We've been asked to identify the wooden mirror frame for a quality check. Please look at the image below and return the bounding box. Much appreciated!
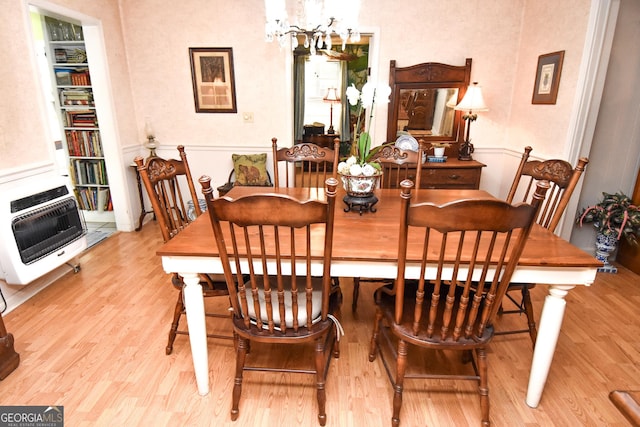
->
[386,59,472,154]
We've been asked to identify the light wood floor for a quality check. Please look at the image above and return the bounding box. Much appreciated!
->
[1,224,639,426]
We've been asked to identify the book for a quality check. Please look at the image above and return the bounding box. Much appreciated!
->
[427,156,447,163]
[97,188,110,211]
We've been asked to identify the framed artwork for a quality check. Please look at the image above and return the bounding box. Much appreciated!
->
[532,51,565,105]
[189,47,237,113]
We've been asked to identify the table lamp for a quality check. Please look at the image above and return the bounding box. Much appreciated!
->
[144,118,157,157]
[323,87,341,134]
[454,82,488,161]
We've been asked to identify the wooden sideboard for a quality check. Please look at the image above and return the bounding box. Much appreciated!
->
[384,158,485,189]
[302,133,340,149]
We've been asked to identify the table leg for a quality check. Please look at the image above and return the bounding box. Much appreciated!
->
[526,285,574,408]
[132,166,154,231]
[181,272,209,396]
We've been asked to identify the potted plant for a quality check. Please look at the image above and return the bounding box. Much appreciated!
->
[338,81,393,197]
[430,142,451,158]
[576,191,640,271]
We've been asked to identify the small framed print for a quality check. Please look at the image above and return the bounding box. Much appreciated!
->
[532,50,565,105]
[189,47,237,113]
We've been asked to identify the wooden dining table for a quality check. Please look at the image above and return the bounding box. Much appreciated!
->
[157,186,601,408]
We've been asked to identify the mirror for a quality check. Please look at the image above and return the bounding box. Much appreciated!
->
[397,88,459,137]
[386,59,472,149]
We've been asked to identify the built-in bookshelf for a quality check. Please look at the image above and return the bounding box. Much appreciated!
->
[43,16,113,221]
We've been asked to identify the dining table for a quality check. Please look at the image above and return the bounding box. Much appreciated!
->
[156,185,602,408]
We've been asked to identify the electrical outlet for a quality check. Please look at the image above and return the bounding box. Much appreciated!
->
[242,112,254,123]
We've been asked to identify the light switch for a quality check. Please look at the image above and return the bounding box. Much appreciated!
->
[242,112,254,123]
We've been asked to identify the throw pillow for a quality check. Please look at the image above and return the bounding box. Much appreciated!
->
[232,153,270,186]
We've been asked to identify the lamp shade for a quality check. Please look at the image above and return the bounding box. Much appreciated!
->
[323,87,341,103]
[454,82,489,112]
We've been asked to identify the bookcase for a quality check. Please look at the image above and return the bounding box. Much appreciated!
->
[43,16,114,222]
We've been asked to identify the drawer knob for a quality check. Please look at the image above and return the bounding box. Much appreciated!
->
[449,174,460,180]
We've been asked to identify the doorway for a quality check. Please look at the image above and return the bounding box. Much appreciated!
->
[294,35,372,157]
[26,1,130,234]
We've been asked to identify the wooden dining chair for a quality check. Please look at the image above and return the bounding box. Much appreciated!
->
[351,142,425,312]
[372,143,424,189]
[199,176,342,426]
[271,137,339,188]
[498,146,589,344]
[134,146,233,355]
[368,179,549,427]
[272,136,342,302]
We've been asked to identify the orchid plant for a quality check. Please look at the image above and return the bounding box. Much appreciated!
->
[337,81,392,177]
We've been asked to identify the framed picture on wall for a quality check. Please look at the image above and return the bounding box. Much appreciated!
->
[189,47,237,113]
[532,50,565,105]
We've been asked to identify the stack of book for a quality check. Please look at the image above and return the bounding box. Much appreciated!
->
[65,130,102,157]
[54,47,87,64]
[64,110,97,128]
[60,89,93,106]
[69,69,90,86]
[73,187,112,211]
[54,68,91,86]
[71,159,108,186]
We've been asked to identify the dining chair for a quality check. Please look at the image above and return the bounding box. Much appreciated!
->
[498,146,589,343]
[351,142,425,312]
[373,143,424,189]
[368,179,549,427]
[134,146,233,355]
[272,136,342,303]
[271,137,339,188]
[199,176,342,426]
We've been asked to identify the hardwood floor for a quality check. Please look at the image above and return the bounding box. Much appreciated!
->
[1,224,639,426]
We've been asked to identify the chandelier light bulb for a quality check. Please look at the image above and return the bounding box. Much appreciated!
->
[264,0,361,53]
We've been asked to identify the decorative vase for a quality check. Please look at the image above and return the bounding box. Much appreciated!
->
[340,173,380,197]
[339,172,381,215]
[595,231,618,273]
[433,146,446,158]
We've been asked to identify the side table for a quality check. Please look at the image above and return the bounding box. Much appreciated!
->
[130,164,155,231]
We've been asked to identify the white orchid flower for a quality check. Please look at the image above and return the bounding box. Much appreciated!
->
[360,82,375,109]
[346,155,357,165]
[377,83,392,104]
[345,84,361,106]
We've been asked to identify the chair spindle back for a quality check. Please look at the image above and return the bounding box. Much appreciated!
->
[506,146,589,233]
[201,176,338,335]
[272,137,339,188]
[134,146,201,242]
[394,179,549,339]
[371,144,424,189]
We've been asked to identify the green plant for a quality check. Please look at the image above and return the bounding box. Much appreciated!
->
[430,142,452,149]
[576,191,640,245]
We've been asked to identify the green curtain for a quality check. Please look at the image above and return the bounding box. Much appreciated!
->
[340,61,350,145]
[293,54,306,142]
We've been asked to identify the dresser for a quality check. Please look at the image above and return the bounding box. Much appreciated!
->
[385,58,486,190]
[302,133,340,149]
[384,158,485,189]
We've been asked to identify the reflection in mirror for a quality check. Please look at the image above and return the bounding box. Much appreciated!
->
[397,88,459,138]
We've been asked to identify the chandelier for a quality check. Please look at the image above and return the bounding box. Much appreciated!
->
[264,0,361,54]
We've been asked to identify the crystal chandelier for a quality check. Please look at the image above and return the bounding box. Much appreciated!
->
[264,0,361,54]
